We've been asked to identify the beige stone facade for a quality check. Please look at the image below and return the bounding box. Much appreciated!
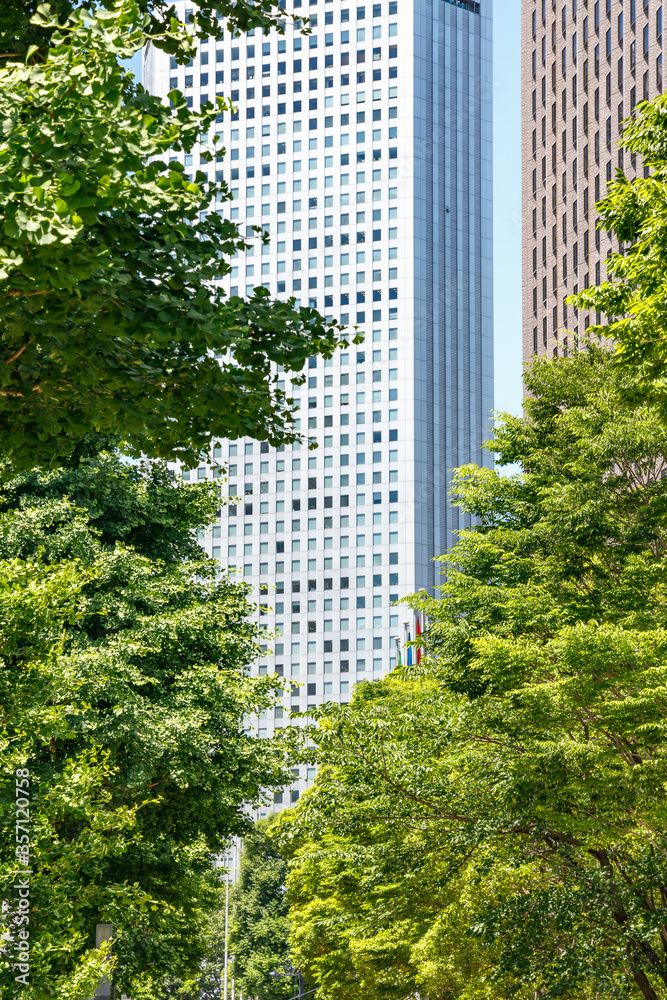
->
[522,0,664,363]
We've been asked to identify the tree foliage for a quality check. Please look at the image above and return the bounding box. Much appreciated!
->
[162,906,227,1000]
[163,822,293,1000]
[0,0,353,471]
[230,821,293,1000]
[277,348,667,1000]
[0,445,288,998]
[573,93,667,418]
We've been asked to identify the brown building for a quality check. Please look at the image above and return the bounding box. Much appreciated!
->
[522,0,664,362]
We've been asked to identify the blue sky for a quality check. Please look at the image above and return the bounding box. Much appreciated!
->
[128,2,523,416]
[492,0,522,418]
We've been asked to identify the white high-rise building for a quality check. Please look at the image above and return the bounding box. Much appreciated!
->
[144,0,493,811]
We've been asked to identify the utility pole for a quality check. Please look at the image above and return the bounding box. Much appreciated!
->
[223,875,229,1000]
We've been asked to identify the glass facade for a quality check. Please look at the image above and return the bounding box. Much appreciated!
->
[144,0,493,813]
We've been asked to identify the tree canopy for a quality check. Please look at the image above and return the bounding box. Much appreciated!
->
[0,445,288,998]
[0,0,352,471]
[277,348,667,1000]
[230,821,293,1000]
[573,93,667,420]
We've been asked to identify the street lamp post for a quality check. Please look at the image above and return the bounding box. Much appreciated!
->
[223,876,229,1000]
[223,839,240,1000]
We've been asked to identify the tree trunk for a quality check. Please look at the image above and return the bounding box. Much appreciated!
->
[630,965,661,1000]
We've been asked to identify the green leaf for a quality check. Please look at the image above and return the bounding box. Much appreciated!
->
[0,0,343,472]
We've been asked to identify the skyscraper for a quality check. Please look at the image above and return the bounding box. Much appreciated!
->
[522,0,664,363]
[144,0,493,811]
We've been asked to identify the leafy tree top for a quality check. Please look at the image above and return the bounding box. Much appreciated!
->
[0,1,355,471]
[572,94,667,417]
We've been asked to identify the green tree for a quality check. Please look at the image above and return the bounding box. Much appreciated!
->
[162,906,227,1000]
[231,821,294,1000]
[572,92,667,417]
[279,692,529,1000]
[165,822,296,1000]
[278,348,667,1000]
[0,445,288,998]
[0,0,353,471]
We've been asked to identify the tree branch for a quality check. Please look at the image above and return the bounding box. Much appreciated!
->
[4,344,28,364]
